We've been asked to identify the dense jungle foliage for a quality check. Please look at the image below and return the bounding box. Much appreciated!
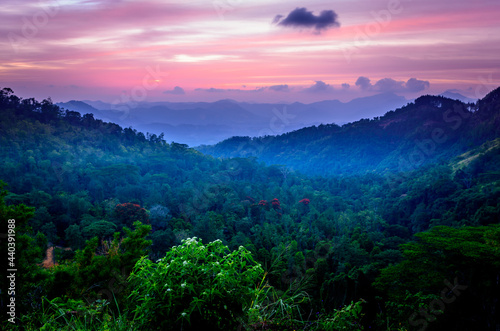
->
[0,87,499,330]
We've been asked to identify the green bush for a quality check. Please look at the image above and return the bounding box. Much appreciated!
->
[319,299,365,330]
[19,297,133,331]
[128,237,264,330]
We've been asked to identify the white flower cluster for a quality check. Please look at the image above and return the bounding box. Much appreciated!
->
[183,237,199,245]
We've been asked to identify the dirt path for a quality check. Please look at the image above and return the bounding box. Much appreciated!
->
[42,246,55,268]
[41,246,72,268]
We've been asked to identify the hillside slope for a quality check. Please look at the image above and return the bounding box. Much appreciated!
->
[199,87,500,176]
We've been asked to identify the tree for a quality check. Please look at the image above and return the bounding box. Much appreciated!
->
[82,220,117,241]
[57,222,152,305]
[39,98,62,122]
[113,202,149,228]
[64,224,85,250]
[375,225,500,330]
[0,181,48,316]
[149,204,171,230]
[40,221,58,244]
[0,87,20,107]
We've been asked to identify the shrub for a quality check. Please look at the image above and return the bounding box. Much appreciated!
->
[128,237,264,330]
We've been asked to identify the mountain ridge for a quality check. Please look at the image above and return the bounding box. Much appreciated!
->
[56,92,409,146]
[198,87,500,177]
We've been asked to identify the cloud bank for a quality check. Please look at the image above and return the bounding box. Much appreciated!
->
[355,77,430,93]
[269,84,290,92]
[163,86,185,95]
[195,87,265,93]
[303,81,334,93]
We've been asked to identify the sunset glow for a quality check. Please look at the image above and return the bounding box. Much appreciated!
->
[1,0,499,103]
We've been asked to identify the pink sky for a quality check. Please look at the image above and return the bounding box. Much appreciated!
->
[1,0,499,103]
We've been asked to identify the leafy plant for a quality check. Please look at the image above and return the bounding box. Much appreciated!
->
[319,299,365,330]
[18,296,133,331]
[128,237,264,330]
[247,274,311,329]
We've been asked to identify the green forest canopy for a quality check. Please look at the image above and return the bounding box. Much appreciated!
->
[0,87,499,330]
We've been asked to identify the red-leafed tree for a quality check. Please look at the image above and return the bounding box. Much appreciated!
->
[271,198,282,217]
[271,198,281,208]
[258,200,268,206]
[245,196,256,203]
[114,202,149,227]
[299,198,310,205]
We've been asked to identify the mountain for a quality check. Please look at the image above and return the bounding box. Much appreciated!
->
[57,93,409,146]
[81,99,115,110]
[132,122,236,146]
[233,92,408,128]
[307,92,407,124]
[56,100,124,124]
[198,88,500,177]
[57,100,104,117]
[439,90,477,103]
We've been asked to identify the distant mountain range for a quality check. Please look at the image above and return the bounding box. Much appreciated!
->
[439,90,478,104]
[198,88,498,177]
[56,91,476,147]
[57,92,420,146]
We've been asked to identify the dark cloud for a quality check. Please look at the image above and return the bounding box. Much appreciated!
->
[303,81,334,93]
[269,84,290,92]
[355,77,430,93]
[274,7,340,32]
[341,83,350,89]
[163,86,185,95]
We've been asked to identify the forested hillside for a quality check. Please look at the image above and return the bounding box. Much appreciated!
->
[199,88,500,176]
[1,87,499,330]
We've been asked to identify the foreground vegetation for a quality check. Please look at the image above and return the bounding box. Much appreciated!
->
[1,87,499,330]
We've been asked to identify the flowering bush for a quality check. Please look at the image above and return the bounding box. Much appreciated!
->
[128,238,264,330]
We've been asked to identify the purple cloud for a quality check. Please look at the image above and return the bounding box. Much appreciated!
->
[274,7,340,32]
[355,76,372,90]
[356,77,430,93]
[269,84,290,92]
[163,86,185,95]
[303,81,334,93]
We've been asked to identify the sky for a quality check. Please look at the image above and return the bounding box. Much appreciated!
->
[1,0,500,104]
